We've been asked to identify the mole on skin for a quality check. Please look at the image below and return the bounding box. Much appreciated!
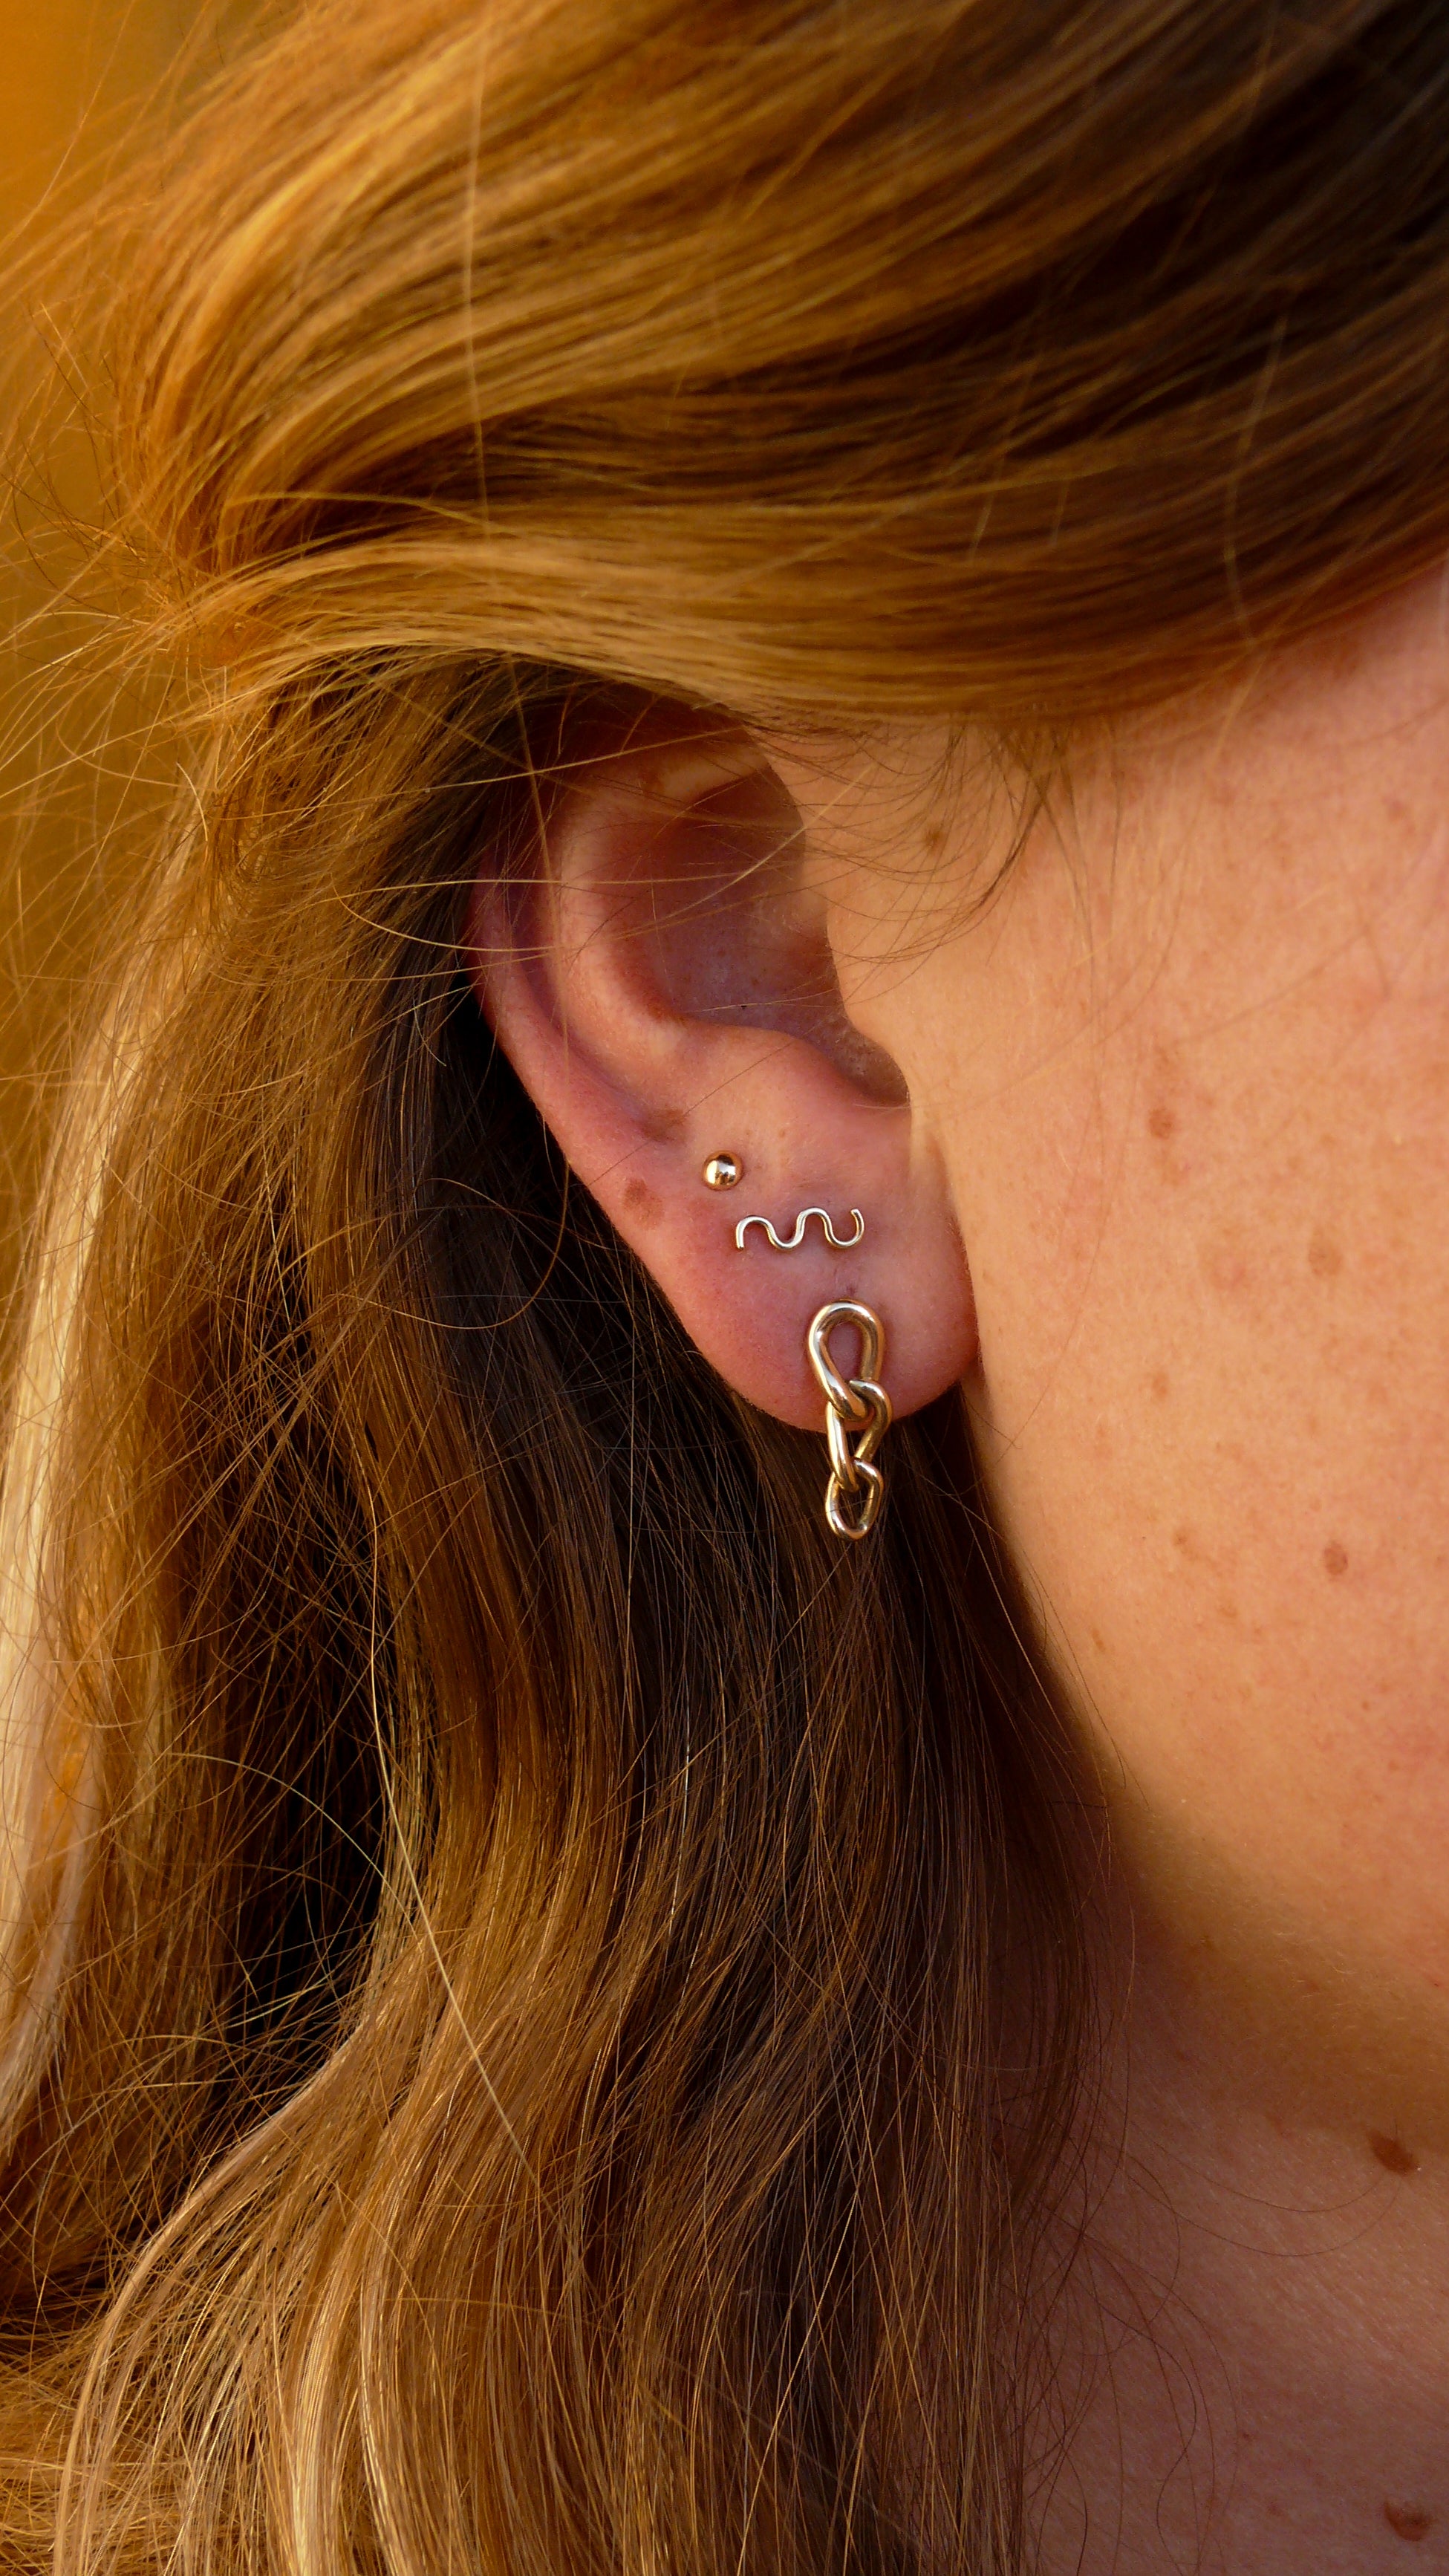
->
[1384,2503,1433,2542]
[1369,2133,1419,2176]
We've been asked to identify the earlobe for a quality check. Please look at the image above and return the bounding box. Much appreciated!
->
[465,716,977,1436]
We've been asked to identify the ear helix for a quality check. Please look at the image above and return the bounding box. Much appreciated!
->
[700,1158,890,1540]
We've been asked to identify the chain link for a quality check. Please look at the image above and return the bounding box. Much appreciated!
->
[807,1301,892,1541]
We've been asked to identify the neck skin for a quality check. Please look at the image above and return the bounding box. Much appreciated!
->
[1025,1867,1449,2571]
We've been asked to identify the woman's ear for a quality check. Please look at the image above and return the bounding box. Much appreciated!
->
[466,710,975,1430]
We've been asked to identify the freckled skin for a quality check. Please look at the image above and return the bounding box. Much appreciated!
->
[622,1177,661,1223]
[770,571,1449,2573]
[811,576,1449,2104]
[1309,1226,1344,1278]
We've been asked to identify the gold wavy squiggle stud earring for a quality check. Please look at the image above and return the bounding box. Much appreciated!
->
[736,1206,864,1252]
[807,1300,892,1541]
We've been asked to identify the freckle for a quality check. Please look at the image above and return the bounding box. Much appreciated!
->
[1308,1226,1343,1279]
[1323,1541,1349,1580]
[640,1106,685,1143]
[622,1177,661,1224]
[1384,2502,1433,2541]
[1172,1523,1196,1558]
[1089,1627,1107,1655]
[1149,1370,1170,1402]
[1147,1102,1177,1142]
[1202,1237,1250,1296]
[1370,2132,1419,2176]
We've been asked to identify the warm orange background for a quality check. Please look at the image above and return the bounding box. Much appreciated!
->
[0,0,197,238]
[0,0,197,1315]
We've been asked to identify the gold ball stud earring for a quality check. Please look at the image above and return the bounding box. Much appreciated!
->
[703,1154,742,1190]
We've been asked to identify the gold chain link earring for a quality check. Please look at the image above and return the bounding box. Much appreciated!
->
[807,1301,892,1541]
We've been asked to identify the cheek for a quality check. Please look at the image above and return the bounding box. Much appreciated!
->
[928,819,1449,1999]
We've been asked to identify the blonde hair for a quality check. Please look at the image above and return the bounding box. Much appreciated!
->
[2,1,1448,2566]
